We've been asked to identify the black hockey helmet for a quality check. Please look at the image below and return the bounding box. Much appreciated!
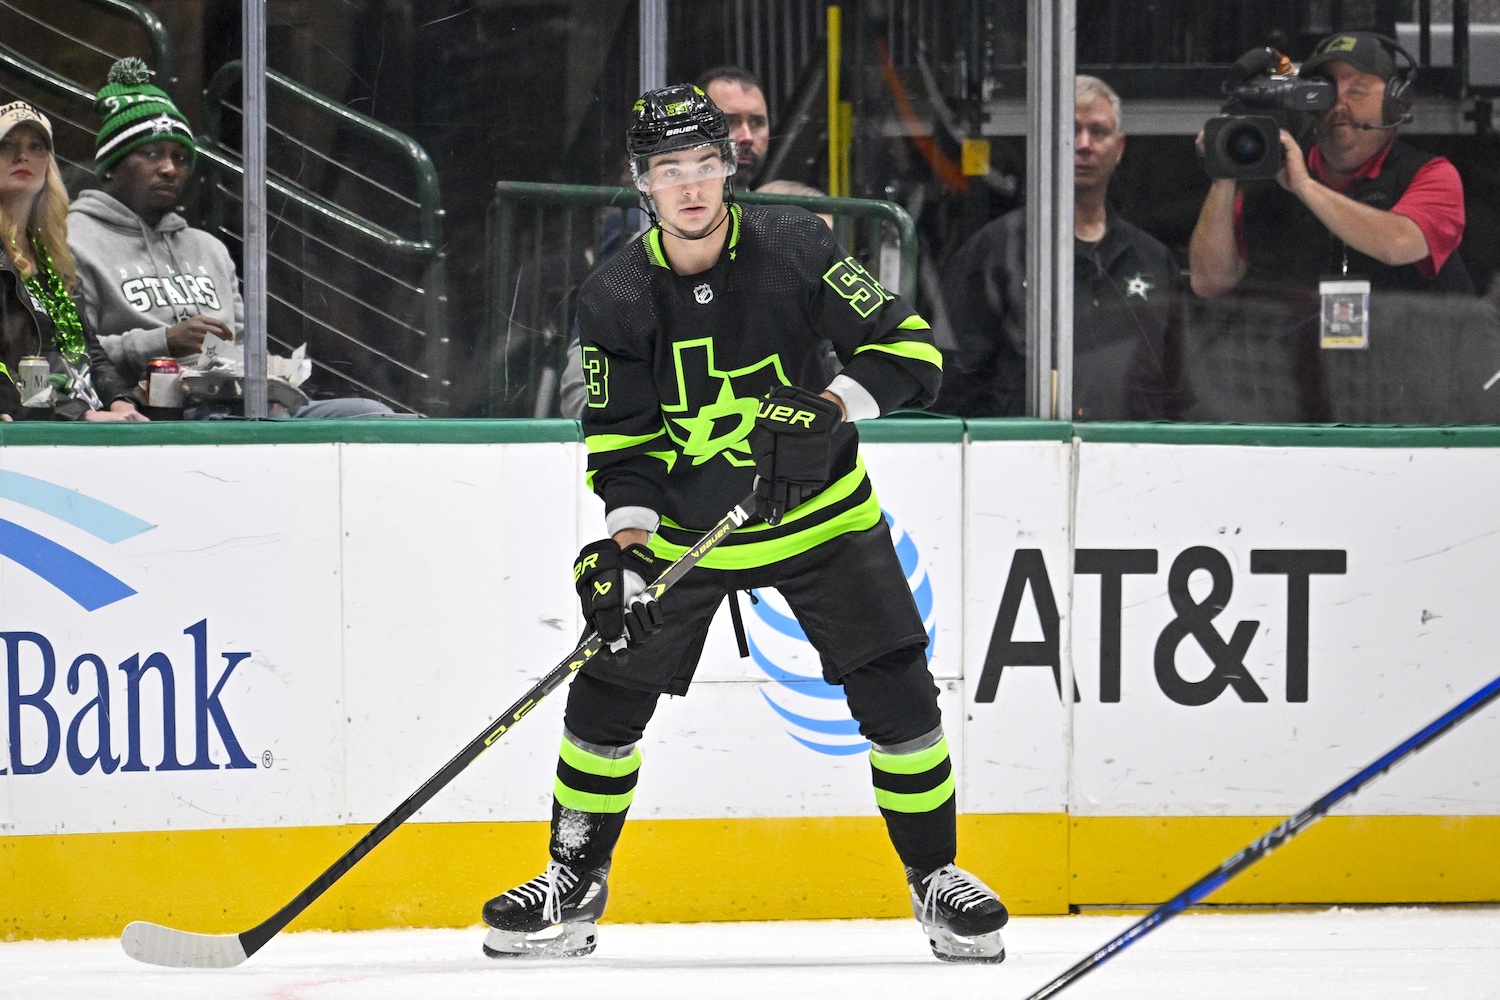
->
[627,83,736,190]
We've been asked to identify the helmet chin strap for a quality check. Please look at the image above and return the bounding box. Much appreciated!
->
[655,204,730,243]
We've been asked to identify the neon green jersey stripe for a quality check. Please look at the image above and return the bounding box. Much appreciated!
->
[553,778,636,814]
[558,738,642,778]
[853,340,944,369]
[870,737,950,776]
[586,429,666,454]
[658,456,868,538]
[652,477,881,569]
[896,314,932,330]
[873,774,956,814]
[645,228,669,268]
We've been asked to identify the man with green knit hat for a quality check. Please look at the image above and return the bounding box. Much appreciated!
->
[92,57,197,177]
[70,57,391,417]
[69,56,235,385]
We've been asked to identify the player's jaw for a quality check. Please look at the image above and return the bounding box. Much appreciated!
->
[658,188,725,240]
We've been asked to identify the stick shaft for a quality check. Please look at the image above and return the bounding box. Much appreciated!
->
[235,493,756,957]
[1025,671,1500,1000]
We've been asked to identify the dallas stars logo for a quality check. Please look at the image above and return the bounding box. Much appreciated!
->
[1124,273,1154,300]
[663,338,788,467]
[147,114,179,135]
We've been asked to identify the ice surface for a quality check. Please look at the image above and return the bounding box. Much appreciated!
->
[3,908,1498,999]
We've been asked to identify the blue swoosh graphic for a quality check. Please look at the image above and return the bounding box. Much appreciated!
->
[747,635,845,699]
[747,589,808,640]
[0,518,137,610]
[757,689,865,735]
[912,572,933,617]
[0,470,154,542]
[788,732,870,755]
[891,517,919,577]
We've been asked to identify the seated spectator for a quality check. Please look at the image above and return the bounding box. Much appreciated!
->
[936,76,1186,420]
[756,179,834,228]
[69,58,391,418]
[0,101,144,422]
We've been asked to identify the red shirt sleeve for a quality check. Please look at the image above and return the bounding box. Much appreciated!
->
[1390,157,1465,278]
[1233,190,1248,261]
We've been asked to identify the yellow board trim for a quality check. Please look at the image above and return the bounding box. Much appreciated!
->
[5,814,1498,940]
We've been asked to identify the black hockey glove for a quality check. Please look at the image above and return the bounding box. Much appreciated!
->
[573,539,665,651]
[749,385,843,526]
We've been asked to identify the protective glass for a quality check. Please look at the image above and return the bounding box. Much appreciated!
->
[636,149,736,191]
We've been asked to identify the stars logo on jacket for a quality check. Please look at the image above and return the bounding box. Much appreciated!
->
[693,282,714,304]
[1124,273,1154,300]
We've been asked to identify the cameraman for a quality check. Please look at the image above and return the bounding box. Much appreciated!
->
[1189,32,1471,299]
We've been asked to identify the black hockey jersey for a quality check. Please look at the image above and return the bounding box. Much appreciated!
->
[577,203,942,569]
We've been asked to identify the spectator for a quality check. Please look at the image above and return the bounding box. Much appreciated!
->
[756,179,834,228]
[1189,32,1471,299]
[696,66,770,186]
[935,76,1187,420]
[0,101,144,422]
[69,58,391,418]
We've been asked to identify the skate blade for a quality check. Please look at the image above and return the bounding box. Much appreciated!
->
[926,925,1006,964]
[481,921,598,959]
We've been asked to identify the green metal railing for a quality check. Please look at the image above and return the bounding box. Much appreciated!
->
[485,182,918,418]
[201,61,449,415]
[0,11,449,416]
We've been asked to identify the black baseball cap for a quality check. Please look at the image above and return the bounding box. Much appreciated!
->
[1299,31,1398,81]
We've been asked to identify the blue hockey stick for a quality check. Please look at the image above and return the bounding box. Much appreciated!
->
[1024,671,1500,1000]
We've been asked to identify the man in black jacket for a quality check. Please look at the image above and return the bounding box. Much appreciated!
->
[937,76,1187,420]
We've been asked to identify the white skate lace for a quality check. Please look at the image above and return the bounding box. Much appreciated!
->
[503,861,578,925]
[917,865,992,925]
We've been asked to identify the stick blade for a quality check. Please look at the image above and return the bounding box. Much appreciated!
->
[122,920,250,968]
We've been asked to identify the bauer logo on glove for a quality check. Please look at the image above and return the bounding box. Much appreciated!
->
[749,384,843,526]
[573,539,665,651]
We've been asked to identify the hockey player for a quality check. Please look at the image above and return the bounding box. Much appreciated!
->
[481,84,1008,964]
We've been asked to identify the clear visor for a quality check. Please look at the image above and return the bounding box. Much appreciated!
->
[635,148,736,190]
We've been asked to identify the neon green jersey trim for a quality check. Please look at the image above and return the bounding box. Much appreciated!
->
[896,314,932,330]
[852,340,944,370]
[586,429,667,454]
[870,737,950,776]
[652,476,881,569]
[557,738,642,778]
[645,227,670,268]
[872,774,956,814]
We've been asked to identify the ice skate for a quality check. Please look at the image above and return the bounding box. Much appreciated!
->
[481,860,610,959]
[907,864,1008,963]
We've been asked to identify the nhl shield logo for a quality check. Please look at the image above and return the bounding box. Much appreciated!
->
[693,282,714,304]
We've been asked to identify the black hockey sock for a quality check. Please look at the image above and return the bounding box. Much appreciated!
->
[549,730,641,871]
[869,732,957,874]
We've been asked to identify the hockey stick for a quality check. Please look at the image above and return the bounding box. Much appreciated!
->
[1022,670,1500,1000]
[121,492,759,969]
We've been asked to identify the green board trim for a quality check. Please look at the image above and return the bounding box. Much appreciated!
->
[857,411,966,443]
[964,418,1076,442]
[0,418,583,446]
[4,417,1500,448]
[1072,422,1500,448]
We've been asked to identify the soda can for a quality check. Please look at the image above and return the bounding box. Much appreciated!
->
[146,357,184,408]
[18,355,51,408]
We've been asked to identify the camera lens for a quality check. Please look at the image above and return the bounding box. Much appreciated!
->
[1224,124,1267,165]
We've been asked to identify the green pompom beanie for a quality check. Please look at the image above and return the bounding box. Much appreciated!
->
[94,57,197,176]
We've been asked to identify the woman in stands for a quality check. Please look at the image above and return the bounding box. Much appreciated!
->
[0,100,144,421]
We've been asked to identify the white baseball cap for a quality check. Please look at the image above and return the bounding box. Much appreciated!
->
[0,101,54,147]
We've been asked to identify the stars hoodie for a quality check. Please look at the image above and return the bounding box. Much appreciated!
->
[67,189,244,382]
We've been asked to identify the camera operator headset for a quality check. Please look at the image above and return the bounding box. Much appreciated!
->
[1299,31,1416,131]
[1189,30,1470,301]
